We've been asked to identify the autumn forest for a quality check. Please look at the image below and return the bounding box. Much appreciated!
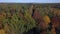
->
[0,3,60,34]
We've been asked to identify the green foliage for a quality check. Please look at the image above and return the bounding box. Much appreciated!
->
[24,10,36,32]
[2,8,36,34]
[39,8,46,16]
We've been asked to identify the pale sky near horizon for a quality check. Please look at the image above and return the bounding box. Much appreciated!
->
[0,0,60,3]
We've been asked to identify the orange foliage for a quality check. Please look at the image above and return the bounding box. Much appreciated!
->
[0,29,5,34]
[43,15,51,25]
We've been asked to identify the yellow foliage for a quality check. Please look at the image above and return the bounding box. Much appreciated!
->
[0,29,5,34]
[43,15,51,25]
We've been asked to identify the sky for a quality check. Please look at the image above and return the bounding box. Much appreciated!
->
[0,0,60,3]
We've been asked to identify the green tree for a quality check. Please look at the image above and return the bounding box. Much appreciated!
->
[3,9,36,34]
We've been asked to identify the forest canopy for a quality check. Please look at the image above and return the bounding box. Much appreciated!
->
[0,4,60,34]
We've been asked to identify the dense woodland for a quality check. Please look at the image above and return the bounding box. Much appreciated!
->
[0,4,60,34]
